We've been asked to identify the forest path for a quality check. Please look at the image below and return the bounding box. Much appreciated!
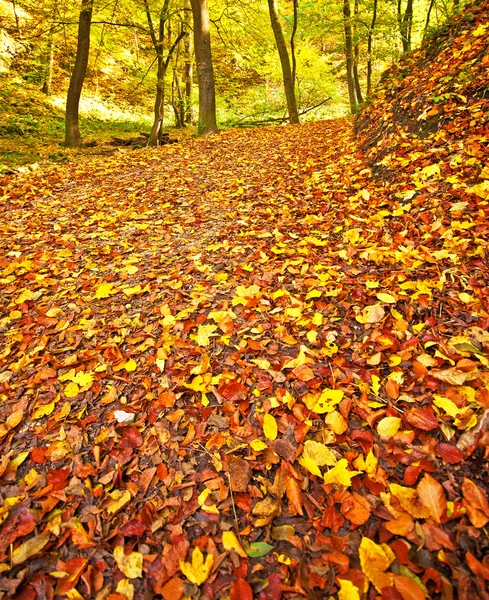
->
[0,118,486,599]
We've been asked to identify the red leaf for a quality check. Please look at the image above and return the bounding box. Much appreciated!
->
[436,443,464,464]
[122,426,143,447]
[218,381,248,401]
[230,578,253,600]
[405,408,439,431]
[404,465,422,486]
[119,520,146,536]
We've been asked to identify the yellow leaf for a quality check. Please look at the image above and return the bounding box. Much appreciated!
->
[305,388,343,413]
[6,409,23,428]
[15,289,34,304]
[235,284,260,298]
[114,547,143,578]
[307,330,318,343]
[459,292,475,304]
[95,283,114,299]
[298,455,323,477]
[359,537,395,592]
[325,410,348,434]
[263,413,278,441]
[32,402,56,420]
[64,382,80,398]
[72,371,94,387]
[376,292,397,303]
[190,324,218,347]
[377,416,401,440]
[123,359,137,372]
[125,264,139,275]
[370,375,381,395]
[250,439,268,452]
[433,395,460,418]
[356,304,385,324]
[311,312,323,326]
[198,488,219,514]
[107,489,131,516]
[116,579,135,600]
[282,345,311,369]
[302,439,336,467]
[180,547,214,586]
[338,579,361,600]
[122,285,142,296]
[222,531,247,558]
[11,534,50,566]
[9,310,22,319]
[323,459,361,487]
[251,358,271,369]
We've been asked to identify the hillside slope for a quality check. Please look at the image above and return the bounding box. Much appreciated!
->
[356,0,488,198]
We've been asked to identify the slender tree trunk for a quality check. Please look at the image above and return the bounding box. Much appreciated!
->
[353,0,363,104]
[41,33,55,95]
[65,0,93,147]
[267,0,299,124]
[190,0,218,135]
[423,0,435,42]
[12,0,22,37]
[184,29,194,124]
[343,0,358,114]
[366,0,377,96]
[290,0,298,86]
[397,0,413,53]
[149,55,165,144]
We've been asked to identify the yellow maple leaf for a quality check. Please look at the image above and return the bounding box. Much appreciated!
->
[72,371,94,387]
[94,283,115,299]
[180,547,214,586]
[263,413,278,441]
[190,324,218,347]
[113,546,143,578]
[323,459,361,487]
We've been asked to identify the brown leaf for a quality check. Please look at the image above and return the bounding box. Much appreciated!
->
[229,458,251,493]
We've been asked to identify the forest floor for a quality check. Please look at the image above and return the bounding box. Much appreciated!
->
[1,112,489,600]
[1,3,489,597]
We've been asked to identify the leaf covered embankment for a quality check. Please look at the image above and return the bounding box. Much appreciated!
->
[1,8,489,597]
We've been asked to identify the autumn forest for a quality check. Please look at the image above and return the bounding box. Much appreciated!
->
[1,0,489,598]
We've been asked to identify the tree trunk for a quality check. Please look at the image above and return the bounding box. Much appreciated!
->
[290,0,298,86]
[267,0,300,124]
[65,0,93,147]
[41,33,55,95]
[366,0,377,96]
[398,0,414,53]
[353,0,363,104]
[423,0,435,42]
[190,0,218,135]
[184,30,194,124]
[149,56,165,144]
[343,0,358,114]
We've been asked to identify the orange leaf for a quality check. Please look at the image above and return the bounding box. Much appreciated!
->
[417,474,446,523]
[394,575,426,600]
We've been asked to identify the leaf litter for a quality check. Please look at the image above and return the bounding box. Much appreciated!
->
[1,4,489,598]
